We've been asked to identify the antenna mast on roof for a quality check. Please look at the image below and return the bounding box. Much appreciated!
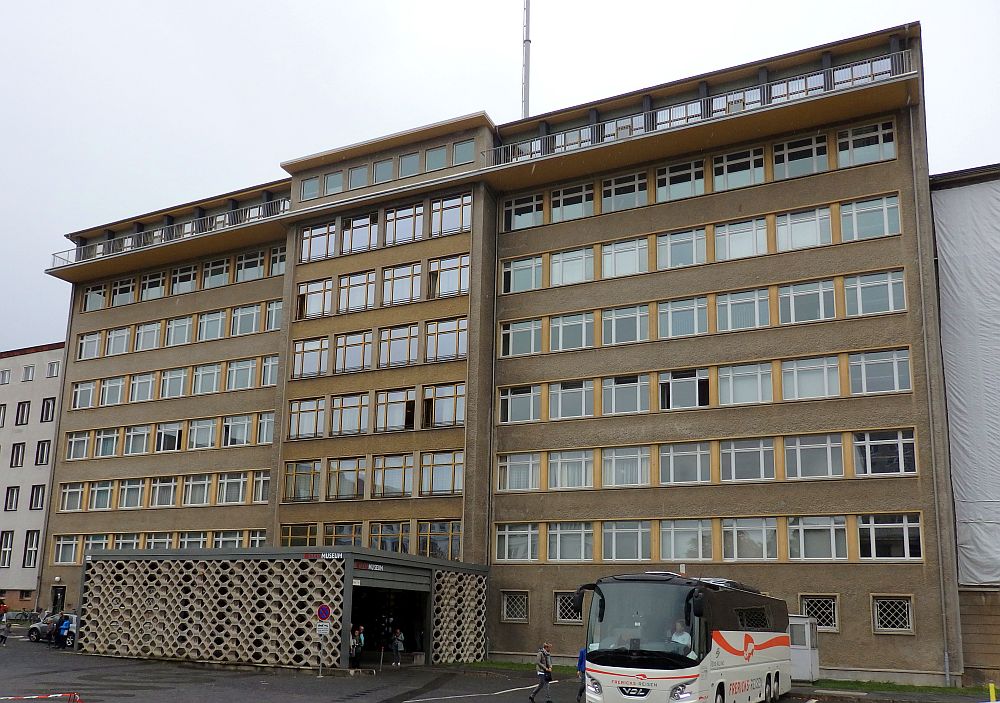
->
[521,0,530,119]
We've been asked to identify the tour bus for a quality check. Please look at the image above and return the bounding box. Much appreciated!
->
[573,572,790,703]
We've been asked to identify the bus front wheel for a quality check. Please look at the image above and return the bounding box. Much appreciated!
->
[715,684,725,703]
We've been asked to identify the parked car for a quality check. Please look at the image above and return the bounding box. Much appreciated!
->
[27,614,78,647]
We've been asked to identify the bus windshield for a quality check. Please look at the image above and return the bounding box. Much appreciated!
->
[586,580,704,670]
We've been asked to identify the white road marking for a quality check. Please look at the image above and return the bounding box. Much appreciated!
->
[405,681,560,702]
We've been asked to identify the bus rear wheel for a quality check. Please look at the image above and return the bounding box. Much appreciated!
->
[764,675,771,703]
[772,672,780,702]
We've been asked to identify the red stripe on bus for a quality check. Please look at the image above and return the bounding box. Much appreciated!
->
[711,632,790,662]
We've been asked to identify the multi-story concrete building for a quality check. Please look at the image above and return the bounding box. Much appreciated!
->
[0,342,64,611]
[42,24,963,683]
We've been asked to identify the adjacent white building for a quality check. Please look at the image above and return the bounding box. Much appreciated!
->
[0,342,64,611]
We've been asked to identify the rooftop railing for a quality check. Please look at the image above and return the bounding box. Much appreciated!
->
[50,197,291,269]
[486,50,913,168]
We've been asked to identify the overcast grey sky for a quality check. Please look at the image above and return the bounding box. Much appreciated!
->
[1,0,996,351]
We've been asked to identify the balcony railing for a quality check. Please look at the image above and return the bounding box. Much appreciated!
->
[486,50,913,168]
[50,197,291,268]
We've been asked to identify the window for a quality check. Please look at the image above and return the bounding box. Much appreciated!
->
[801,596,839,632]
[602,173,648,212]
[782,356,840,400]
[399,153,419,178]
[499,385,541,423]
[428,255,469,298]
[265,301,282,331]
[288,398,326,439]
[118,479,144,509]
[160,367,188,398]
[420,451,463,496]
[94,428,118,457]
[296,279,334,319]
[133,321,161,350]
[658,369,709,410]
[165,316,193,346]
[723,517,777,560]
[232,252,264,283]
[230,304,260,336]
[78,332,100,360]
[859,514,921,560]
[785,434,844,479]
[375,388,416,432]
[253,472,270,503]
[87,535,110,555]
[372,454,414,498]
[554,592,583,624]
[83,284,106,311]
[779,280,835,324]
[292,338,329,378]
[113,533,140,550]
[149,478,177,507]
[22,531,40,568]
[385,204,424,246]
[426,318,468,361]
[603,375,649,415]
[658,297,707,339]
[369,521,411,553]
[99,377,124,406]
[105,327,130,356]
[373,158,393,184]
[129,372,154,402]
[320,458,365,502]
[873,596,913,633]
[192,363,221,394]
[223,414,252,446]
[123,425,151,455]
[719,363,773,405]
[9,443,25,467]
[603,521,651,560]
[496,524,538,561]
[0,532,11,567]
[417,520,462,560]
[501,591,529,621]
[550,247,594,287]
[257,412,274,444]
[549,380,594,420]
[0,370,7,384]
[715,218,768,260]
[217,472,247,504]
[203,259,230,288]
[59,483,84,511]
[721,438,775,481]
[379,324,419,367]
[338,271,376,313]
[500,319,542,357]
[713,148,764,190]
[330,393,370,435]
[850,349,911,395]
[226,359,256,391]
[171,265,198,294]
[789,516,847,560]
[178,532,207,549]
[212,531,242,549]
[422,382,465,428]
[269,246,286,276]
[111,278,135,306]
[29,485,45,510]
[838,122,895,166]
[20,365,34,382]
[348,165,368,190]
[661,519,712,561]
[66,432,89,460]
[503,194,543,231]
[284,461,320,502]
[656,160,705,202]
[602,305,649,345]
[498,453,540,491]
[40,397,56,422]
[425,146,447,171]
[248,529,267,548]
[72,381,95,409]
[341,213,378,254]
[854,429,916,475]
[773,135,828,179]
[501,256,542,293]
[430,193,472,235]
[334,331,373,373]
[182,474,211,506]
[280,524,317,547]
[659,442,710,484]
[549,312,594,352]
[88,480,114,510]
[846,271,906,316]
[551,184,594,222]
[4,487,18,511]
[656,228,706,270]
[46,360,60,378]
[54,536,79,565]
[188,419,217,450]
[602,446,650,487]
[776,207,832,251]
[299,222,337,262]
[842,195,900,241]
[300,176,320,200]
[324,171,343,195]
[262,355,278,386]
[548,522,593,561]
[602,238,648,278]
[453,139,475,165]
[548,450,593,489]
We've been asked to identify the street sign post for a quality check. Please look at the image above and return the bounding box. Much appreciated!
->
[316,603,333,677]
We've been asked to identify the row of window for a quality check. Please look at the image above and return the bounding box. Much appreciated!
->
[64,412,274,460]
[50,529,268,565]
[57,470,270,512]
[70,356,279,410]
[81,247,286,312]
[0,398,57,426]
[502,195,900,294]
[496,429,916,491]
[283,450,463,502]
[0,530,41,569]
[498,349,911,423]
[494,513,922,563]
[500,270,905,357]
[278,520,462,561]
[299,140,476,201]
[76,299,282,360]
[291,317,468,379]
[298,193,472,262]
[0,360,60,384]
[295,253,469,319]
[2,485,46,512]
[3,440,51,468]
[501,122,896,231]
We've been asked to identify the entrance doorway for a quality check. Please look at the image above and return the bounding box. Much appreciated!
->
[51,586,66,612]
[351,586,428,665]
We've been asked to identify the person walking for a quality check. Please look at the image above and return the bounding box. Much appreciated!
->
[576,646,587,702]
[0,619,11,647]
[58,615,73,649]
[529,642,553,703]
[391,627,405,667]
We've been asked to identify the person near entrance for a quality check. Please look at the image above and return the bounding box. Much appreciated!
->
[349,627,362,668]
[391,627,405,667]
[529,642,553,703]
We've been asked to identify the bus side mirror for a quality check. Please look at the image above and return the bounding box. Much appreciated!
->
[691,593,705,618]
[573,584,595,614]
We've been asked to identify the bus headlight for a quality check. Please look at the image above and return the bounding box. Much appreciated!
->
[586,676,603,695]
[669,680,696,700]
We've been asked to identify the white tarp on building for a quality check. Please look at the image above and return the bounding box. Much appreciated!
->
[933,177,1000,585]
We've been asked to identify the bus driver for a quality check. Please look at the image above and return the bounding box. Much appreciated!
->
[668,619,693,656]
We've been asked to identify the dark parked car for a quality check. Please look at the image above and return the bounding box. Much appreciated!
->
[27,614,78,647]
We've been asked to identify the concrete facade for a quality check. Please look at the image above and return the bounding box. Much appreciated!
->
[40,24,964,683]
